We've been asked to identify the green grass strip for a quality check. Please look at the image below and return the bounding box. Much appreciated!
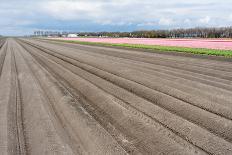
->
[49,39,232,57]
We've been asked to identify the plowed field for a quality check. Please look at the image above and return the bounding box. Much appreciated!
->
[1,38,232,155]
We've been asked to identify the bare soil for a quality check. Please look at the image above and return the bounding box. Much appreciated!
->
[1,38,232,155]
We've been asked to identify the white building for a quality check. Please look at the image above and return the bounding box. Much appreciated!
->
[67,34,78,38]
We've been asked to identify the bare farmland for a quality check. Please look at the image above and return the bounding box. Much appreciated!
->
[1,38,232,155]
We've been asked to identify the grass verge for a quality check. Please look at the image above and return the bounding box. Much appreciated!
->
[49,39,232,57]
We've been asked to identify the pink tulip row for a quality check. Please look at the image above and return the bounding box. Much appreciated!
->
[54,37,232,50]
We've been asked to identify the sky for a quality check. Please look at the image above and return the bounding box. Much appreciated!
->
[0,0,232,36]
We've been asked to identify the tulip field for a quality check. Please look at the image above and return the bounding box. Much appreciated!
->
[55,38,232,50]
[51,37,232,57]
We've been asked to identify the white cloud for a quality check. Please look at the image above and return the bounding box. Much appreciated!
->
[41,1,104,20]
[184,19,191,24]
[199,16,211,24]
[1,0,232,35]
[229,14,232,21]
[158,18,174,26]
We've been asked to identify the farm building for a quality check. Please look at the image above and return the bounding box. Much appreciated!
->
[67,34,78,38]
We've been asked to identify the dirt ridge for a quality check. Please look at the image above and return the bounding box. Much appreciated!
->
[1,38,232,155]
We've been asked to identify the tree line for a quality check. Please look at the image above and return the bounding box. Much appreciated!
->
[34,27,232,38]
[80,27,232,38]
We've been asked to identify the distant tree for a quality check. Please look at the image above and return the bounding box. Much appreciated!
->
[34,26,232,38]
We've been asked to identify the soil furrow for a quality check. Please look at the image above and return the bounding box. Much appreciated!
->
[34,39,232,77]
[0,41,7,77]
[2,38,232,155]
[6,43,27,154]
[61,48,232,105]
[12,48,27,154]
[20,40,232,142]
[22,39,232,92]
[36,39,232,72]
[19,39,129,155]
[0,41,14,155]
[12,39,74,154]
[22,42,207,154]
[19,39,232,155]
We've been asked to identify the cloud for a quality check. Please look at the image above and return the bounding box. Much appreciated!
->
[158,18,174,26]
[199,16,211,24]
[229,14,232,21]
[41,1,104,20]
[1,0,232,35]
[137,22,157,27]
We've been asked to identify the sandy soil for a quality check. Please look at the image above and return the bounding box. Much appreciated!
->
[0,38,232,155]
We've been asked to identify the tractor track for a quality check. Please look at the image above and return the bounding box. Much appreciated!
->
[10,46,27,154]
[0,40,7,77]
[1,38,232,154]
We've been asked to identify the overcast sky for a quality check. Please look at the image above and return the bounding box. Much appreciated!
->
[0,0,232,36]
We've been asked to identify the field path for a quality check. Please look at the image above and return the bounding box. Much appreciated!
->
[1,38,232,154]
